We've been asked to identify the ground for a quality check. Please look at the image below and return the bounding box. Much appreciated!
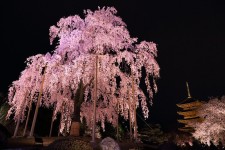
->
[1,136,159,150]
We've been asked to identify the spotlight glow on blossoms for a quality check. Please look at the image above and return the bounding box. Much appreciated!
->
[188,96,225,146]
[7,7,160,134]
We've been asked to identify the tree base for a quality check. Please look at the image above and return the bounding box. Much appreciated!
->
[70,122,80,136]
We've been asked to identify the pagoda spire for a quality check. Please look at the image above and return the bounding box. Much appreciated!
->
[176,82,204,133]
[186,81,191,98]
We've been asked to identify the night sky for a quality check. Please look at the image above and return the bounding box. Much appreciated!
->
[1,0,225,132]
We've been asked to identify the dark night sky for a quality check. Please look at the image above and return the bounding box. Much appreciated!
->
[1,0,225,132]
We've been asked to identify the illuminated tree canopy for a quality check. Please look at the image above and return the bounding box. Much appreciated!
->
[7,7,160,133]
[188,96,225,146]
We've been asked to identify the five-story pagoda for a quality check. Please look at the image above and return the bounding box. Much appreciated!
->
[176,82,203,132]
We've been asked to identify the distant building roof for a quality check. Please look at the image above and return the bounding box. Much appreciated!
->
[176,82,204,133]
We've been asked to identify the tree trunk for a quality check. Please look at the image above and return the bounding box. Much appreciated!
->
[70,122,80,136]
[70,80,83,136]
[70,103,81,136]
[70,74,94,136]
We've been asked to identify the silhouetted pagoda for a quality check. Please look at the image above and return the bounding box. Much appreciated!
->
[176,82,203,132]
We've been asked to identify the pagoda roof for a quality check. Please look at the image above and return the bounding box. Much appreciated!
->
[177,110,198,119]
[177,96,198,104]
[178,127,195,132]
[176,82,200,108]
[178,117,204,124]
[176,100,203,110]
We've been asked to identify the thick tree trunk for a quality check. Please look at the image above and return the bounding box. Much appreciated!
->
[70,122,80,136]
[72,106,81,122]
[70,76,93,136]
[70,81,83,136]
